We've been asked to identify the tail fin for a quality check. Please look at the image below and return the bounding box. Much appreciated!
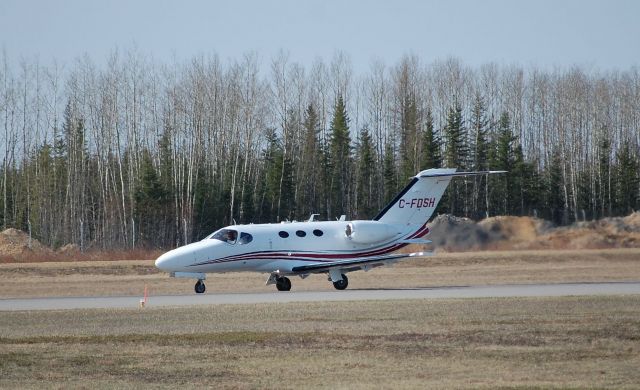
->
[374,168,505,226]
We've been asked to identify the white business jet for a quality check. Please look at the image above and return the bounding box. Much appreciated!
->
[155,168,504,293]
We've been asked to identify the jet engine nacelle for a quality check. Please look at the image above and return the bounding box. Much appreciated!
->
[345,221,398,244]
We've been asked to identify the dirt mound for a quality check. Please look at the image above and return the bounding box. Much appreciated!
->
[535,212,640,250]
[0,228,53,258]
[58,243,81,255]
[427,215,484,251]
[623,212,640,229]
[427,213,640,251]
[479,216,553,247]
[427,214,552,251]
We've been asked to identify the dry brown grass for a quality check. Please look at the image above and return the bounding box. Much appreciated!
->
[0,248,162,264]
[1,296,639,389]
[1,248,639,298]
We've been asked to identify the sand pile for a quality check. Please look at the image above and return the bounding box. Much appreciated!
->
[427,214,552,251]
[426,215,482,251]
[427,212,640,251]
[478,216,553,249]
[535,212,640,249]
[0,228,53,258]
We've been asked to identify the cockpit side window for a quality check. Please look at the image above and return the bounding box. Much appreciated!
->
[211,229,238,244]
[238,232,253,244]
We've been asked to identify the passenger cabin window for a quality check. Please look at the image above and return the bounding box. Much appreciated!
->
[313,229,323,237]
[238,232,253,245]
[211,229,238,244]
[278,231,289,238]
[296,230,306,237]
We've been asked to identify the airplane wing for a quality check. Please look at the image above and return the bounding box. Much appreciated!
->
[290,251,429,274]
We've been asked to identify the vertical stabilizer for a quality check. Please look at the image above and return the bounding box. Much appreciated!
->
[374,168,506,226]
[374,168,456,226]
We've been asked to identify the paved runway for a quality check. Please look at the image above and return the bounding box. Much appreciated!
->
[1,282,639,311]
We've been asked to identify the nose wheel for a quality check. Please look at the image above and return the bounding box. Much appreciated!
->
[194,279,206,294]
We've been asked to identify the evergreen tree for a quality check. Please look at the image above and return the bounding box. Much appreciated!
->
[545,149,566,225]
[420,108,441,169]
[382,142,397,205]
[134,149,169,247]
[488,111,516,215]
[470,94,490,171]
[280,154,296,220]
[328,95,352,219]
[613,142,640,215]
[443,102,468,168]
[597,134,612,217]
[400,93,419,180]
[319,136,332,220]
[193,165,216,240]
[469,94,489,218]
[299,104,323,218]
[355,126,376,218]
[263,128,294,221]
[510,143,526,215]
[442,101,468,215]
[523,157,543,218]
[158,124,174,194]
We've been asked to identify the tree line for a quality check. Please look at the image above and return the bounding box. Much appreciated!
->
[1,51,639,250]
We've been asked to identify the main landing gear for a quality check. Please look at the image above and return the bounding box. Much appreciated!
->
[265,272,349,291]
[266,273,292,291]
[332,274,348,290]
[194,279,206,294]
[275,276,292,291]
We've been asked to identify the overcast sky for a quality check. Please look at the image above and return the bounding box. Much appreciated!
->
[1,0,638,73]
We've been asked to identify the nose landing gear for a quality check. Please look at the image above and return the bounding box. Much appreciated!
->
[194,279,206,294]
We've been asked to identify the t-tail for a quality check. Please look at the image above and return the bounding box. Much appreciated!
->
[373,168,506,226]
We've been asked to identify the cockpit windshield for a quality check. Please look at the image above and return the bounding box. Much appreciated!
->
[210,229,238,244]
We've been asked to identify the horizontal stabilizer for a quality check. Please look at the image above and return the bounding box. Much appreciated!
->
[418,170,507,178]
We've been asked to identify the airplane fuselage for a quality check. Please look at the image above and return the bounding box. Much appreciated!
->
[155,220,425,275]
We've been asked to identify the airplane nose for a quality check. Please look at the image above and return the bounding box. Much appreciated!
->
[155,252,175,271]
[155,241,211,272]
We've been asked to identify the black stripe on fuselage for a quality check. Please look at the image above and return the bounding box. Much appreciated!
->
[373,177,419,221]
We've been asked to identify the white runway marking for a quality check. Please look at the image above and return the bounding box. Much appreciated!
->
[1,282,639,311]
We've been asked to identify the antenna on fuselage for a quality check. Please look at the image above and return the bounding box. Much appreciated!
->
[308,214,320,222]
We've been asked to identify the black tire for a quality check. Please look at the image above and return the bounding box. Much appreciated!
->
[276,276,292,291]
[332,274,348,290]
[194,280,206,294]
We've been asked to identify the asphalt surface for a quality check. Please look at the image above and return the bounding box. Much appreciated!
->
[1,282,639,311]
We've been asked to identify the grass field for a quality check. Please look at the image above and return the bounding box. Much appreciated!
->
[1,248,639,388]
[1,295,639,389]
[1,248,639,298]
